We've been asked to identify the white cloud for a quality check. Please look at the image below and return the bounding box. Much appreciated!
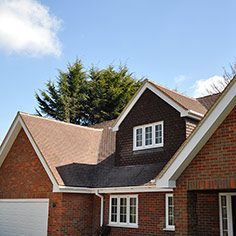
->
[174,75,188,84]
[193,75,226,98]
[0,0,62,57]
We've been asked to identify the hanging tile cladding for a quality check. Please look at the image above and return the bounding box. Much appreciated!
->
[115,88,186,166]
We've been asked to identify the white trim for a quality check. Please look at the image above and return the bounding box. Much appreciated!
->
[165,193,175,231]
[97,186,173,194]
[57,186,93,193]
[219,193,236,236]
[109,194,138,228]
[19,118,60,192]
[156,78,236,188]
[133,121,164,151]
[0,114,60,192]
[0,116,21,167]
[112,82,203,131]
[0,198,49,203]
[58,185,173,194]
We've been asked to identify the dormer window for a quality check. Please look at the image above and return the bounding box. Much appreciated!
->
[133,121,164,150]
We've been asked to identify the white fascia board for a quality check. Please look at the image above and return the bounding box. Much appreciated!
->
[18,117,60,192]
[98,186,173,193]
[0,115,60,192]
[58,185,173,194]
[58,186,94,194]
[112,82,202,131]
[156,80,236,188]
[0,116,21,167]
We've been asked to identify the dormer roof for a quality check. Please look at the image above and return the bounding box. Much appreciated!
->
[112,79,207,131]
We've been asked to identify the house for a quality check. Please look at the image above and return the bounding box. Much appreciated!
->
[0,77,235,236]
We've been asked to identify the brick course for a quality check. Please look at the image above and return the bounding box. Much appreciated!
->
[0,128,94,236]
[98,192,175,236]
[174,106,236,235]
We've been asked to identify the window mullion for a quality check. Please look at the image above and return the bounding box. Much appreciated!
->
[109,197,112,223]
[152,124,155,146]
[118,197,120,224]
[127,197,130,224]
[142,127,145,148]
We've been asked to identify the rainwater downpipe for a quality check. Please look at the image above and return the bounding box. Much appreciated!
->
[95,190,104,227]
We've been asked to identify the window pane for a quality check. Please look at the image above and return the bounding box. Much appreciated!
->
[155,124,162,144]
[111,198,117,222]
[136,128,142,147]
[221,196,228,234]
[168,196,174,226]
[145,126,152,145]
[120,198,127,223]
[130,197,137,223]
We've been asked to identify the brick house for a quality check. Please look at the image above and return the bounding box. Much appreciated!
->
[0,77,235,236]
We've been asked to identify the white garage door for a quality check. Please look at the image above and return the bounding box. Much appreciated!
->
[0,199,49,236]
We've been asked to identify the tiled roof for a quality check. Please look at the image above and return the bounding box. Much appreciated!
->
[18,82,220,188]
[91,120,116,163]
[197,93,221,110]
[148,80,208,115]
[20,112,103,185]
[57,155,166,188]
[20,113,164,188]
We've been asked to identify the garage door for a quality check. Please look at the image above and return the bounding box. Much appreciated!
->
[0,199,49,236]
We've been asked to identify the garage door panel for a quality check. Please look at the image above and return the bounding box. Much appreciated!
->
[0,199,49,236]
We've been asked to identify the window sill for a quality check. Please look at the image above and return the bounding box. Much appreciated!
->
[163,226,175,231]
[108,224,138,229]
[133,144,163,152]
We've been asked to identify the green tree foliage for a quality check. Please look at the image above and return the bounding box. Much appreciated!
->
[35,59,142,125]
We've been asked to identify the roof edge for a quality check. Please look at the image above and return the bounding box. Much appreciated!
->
[0,112,60,192]
[112,80,204,131]
[156,75,236,188]
[57,185,173,193]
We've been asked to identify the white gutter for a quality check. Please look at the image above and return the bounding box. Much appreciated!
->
[57,185,173,194]
[98,185,173,193]
[95,190,104,227]
[57,186,94,194]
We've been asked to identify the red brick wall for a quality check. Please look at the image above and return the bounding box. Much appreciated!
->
[61,193,94,236]
[93,192,175,236]
[174,106,236,235]
[116,89,186,166]
[196,192,219,235]
[0,128,93,236]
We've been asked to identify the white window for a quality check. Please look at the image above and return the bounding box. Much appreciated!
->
[219,193,236,236]
[165,194,175,231]
[133,121,164,150]
[109,195,138,228]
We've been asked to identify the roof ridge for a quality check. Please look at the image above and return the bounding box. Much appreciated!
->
[196,92,221,99]
[19,112,103,131]
[147,79,198,102]
[90,119,116,127]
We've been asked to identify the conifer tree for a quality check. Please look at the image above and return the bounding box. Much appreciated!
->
[35,60,142,125]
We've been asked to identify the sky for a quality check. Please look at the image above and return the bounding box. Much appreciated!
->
[0,0,236,142]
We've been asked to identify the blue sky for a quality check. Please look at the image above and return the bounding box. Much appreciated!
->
[0,0,235,142]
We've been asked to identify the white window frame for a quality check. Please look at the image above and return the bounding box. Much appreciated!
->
[219,193,236,236]
[164,193,175,231]
[133,121,164,151]
[109,195,138,228]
